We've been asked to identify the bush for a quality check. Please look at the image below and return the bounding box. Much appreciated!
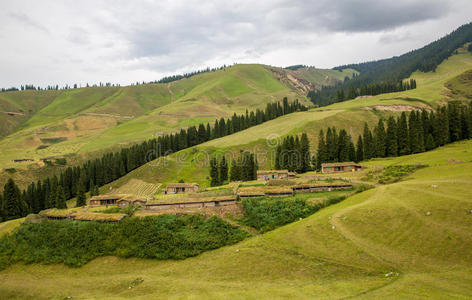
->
[0,215,249,269]
[242,197,319,232]
[377,165,426,184]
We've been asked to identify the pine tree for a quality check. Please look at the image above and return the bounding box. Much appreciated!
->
[348,137,356,162]
[274,145,281,169]
[425,133,435,151]
[3,178,25,219]
[55,186,67,209]
[316,130,327,170]
[220,156,228,183]
[362,124,374,159]
[299,133,311,172]
[230,159,240,181]
[76,181,86,207]
[337,129,349,162]
[356,135,364,162]
[94,185,100,196]
[386,116,398,156]
[374,119,386,157]
[210,157,219,187]
[397,112,410,155]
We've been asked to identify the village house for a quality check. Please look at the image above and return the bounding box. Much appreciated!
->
[163,183,199,194]
[89,195,121,206]
[321,162,362,174]
[257,170,294,180]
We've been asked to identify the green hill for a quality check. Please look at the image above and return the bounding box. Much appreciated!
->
[97,48,472,190]
[0,141,471,299]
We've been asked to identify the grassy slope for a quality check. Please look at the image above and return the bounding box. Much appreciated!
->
[295,67,359,87]
[92,49,472,190]
[0,64,307,170]
[0,141,471,299]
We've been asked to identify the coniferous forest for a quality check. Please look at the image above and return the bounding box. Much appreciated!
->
[308,22,472,107]
[0,98,306,220]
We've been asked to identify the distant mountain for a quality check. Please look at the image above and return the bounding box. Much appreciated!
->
[310,22,472,106]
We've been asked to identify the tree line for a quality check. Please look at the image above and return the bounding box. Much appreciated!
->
[314,102,472,168]
[1,82,121,93]
[209,151,258,186]
[274,133,311,173]
[0,98,306,221]
[272,102,471,171]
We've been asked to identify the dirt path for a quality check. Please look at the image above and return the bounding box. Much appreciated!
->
[329,187,400,268]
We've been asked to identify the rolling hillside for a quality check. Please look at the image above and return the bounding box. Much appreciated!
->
[0,64,356,171]
[0,141,471,299]
[98,47,472,190]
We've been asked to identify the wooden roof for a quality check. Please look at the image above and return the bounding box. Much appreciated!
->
[166,183,199,188]
[146,195,236,205]
[257,170,289,174]
[321,162,361,167]
[90,195,121,201]
[238,186,292,196]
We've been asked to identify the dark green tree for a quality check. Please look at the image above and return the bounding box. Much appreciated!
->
[220,156,228,183]
[374,119,386,157]
[356,135,364,162]
[386,116,398,156]
[299,133,311,172]
[210,157,219,187]
[55,186,67,209]
[397,112,410,155]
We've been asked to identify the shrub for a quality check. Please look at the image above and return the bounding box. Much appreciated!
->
[0,215,249,269]
[377,165,426,184]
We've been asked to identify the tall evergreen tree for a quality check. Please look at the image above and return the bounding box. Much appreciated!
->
[386,116,398,156]
[3,178,26,220]
[374,119,386,157]
[76,181,86,207]
[220,156,228,183]
[362,124,374,160]
[210,157,219,186]
[55,186,67,209]
[397,112,410,155]
[299,133,311,172]
[356,135,364,162]
[316,130,327,170]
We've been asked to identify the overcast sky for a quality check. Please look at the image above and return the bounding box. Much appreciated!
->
[1,0,471,88]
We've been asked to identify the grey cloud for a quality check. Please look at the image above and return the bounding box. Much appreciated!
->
[109,0,451,73]
[270,0,451,32]
[8,12,50,34]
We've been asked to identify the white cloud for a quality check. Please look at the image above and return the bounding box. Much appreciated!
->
[0,0,470,88]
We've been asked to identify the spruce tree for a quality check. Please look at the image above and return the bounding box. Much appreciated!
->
[348,137,356,162]
[220,156,228,183]
[362,124,374,160]
[337,129,349,162]
[386,116,398,156]
[210,157,219,187]
[356,135,364,162]
[55,186,67,209]
[76,181,86,207]
[425,134,435,151]
[397,112,410,155]
[230,159,240,181]
[299,133,311,172]
[316,130,327,170]
[3,178,26,219]
[374,119,386,157]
